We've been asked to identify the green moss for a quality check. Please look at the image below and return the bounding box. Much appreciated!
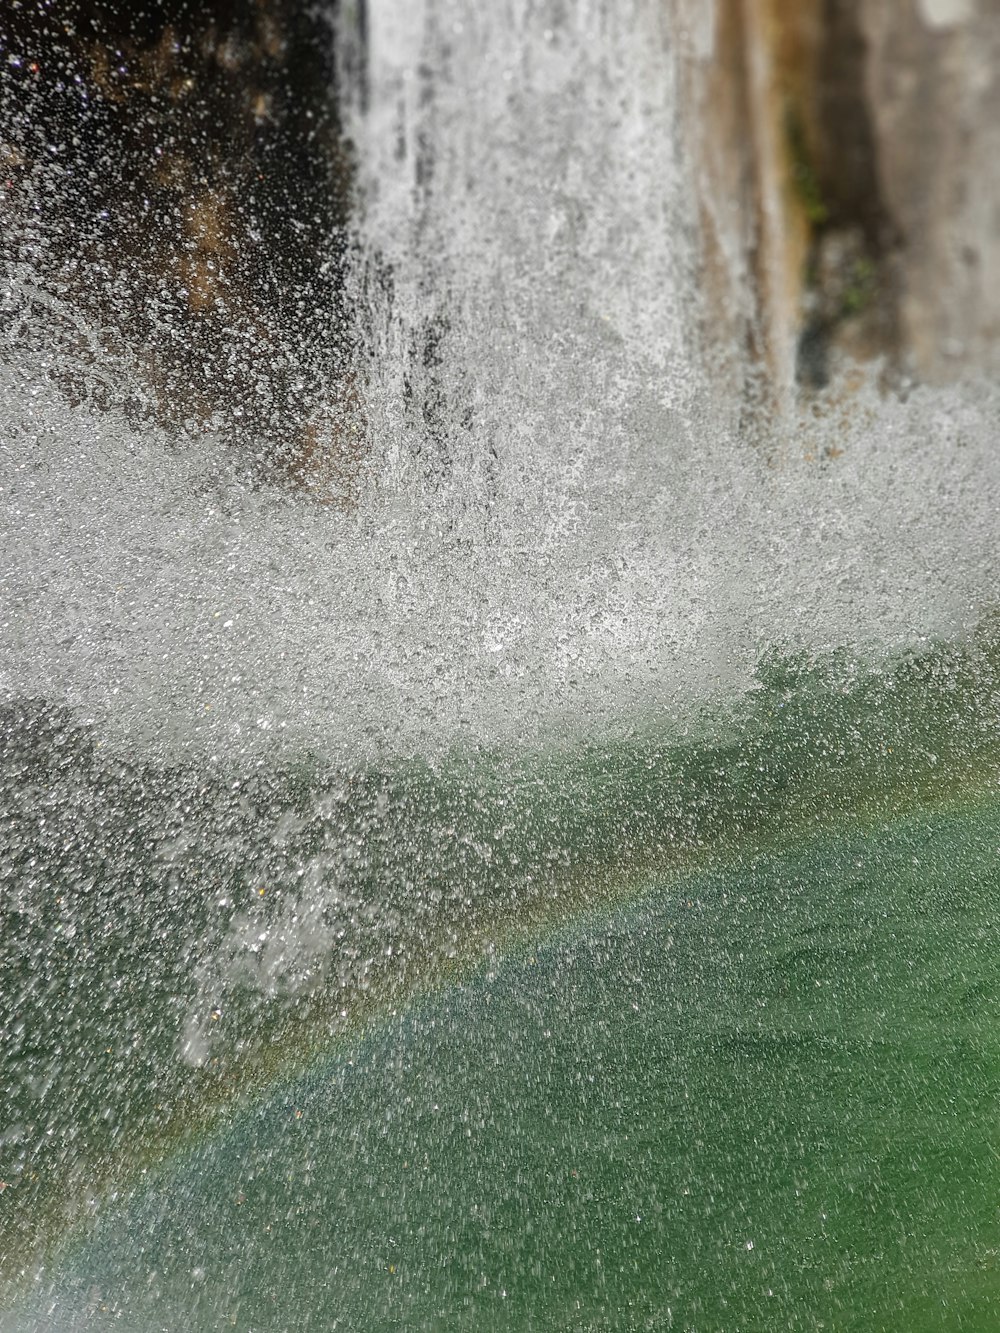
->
[841,254,877,316]
[785,106,829,228]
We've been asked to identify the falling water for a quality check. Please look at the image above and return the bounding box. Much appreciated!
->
[3,2,1000,1328]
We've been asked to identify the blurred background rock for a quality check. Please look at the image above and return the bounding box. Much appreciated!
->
[2,0,998,480]
[681,0,1000,415]
[0,0,364,499]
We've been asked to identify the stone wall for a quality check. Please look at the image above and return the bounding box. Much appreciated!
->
[682,0,1000,406]
[862,0,1000,382]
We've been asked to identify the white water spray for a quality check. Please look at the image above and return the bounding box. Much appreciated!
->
[1,2,998,771]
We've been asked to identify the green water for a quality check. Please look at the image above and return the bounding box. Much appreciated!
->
[5,624,1000,1329]
[15,795,1000,1331]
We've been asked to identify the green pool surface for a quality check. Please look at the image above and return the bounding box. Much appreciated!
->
[14,793,1000,1332]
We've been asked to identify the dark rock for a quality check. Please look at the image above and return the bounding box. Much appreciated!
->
[0,0,364,489]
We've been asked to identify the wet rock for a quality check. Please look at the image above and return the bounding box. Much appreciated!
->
[4,0,998,450]
[0,0,363,490]
[860,0,1000,383]
[683,0,1000,402]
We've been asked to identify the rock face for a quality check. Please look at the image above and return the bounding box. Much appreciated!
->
[682,0,1000,406]
[677,0,814,419]
[2,0,998,459]
[0,0,363,493]
[861,0,1000,382]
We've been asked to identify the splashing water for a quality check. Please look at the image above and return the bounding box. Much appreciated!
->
[3,1,1000,1327]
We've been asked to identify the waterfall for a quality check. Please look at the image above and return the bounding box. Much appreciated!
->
[3,1,999,770]
[3,3,1000,1325]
